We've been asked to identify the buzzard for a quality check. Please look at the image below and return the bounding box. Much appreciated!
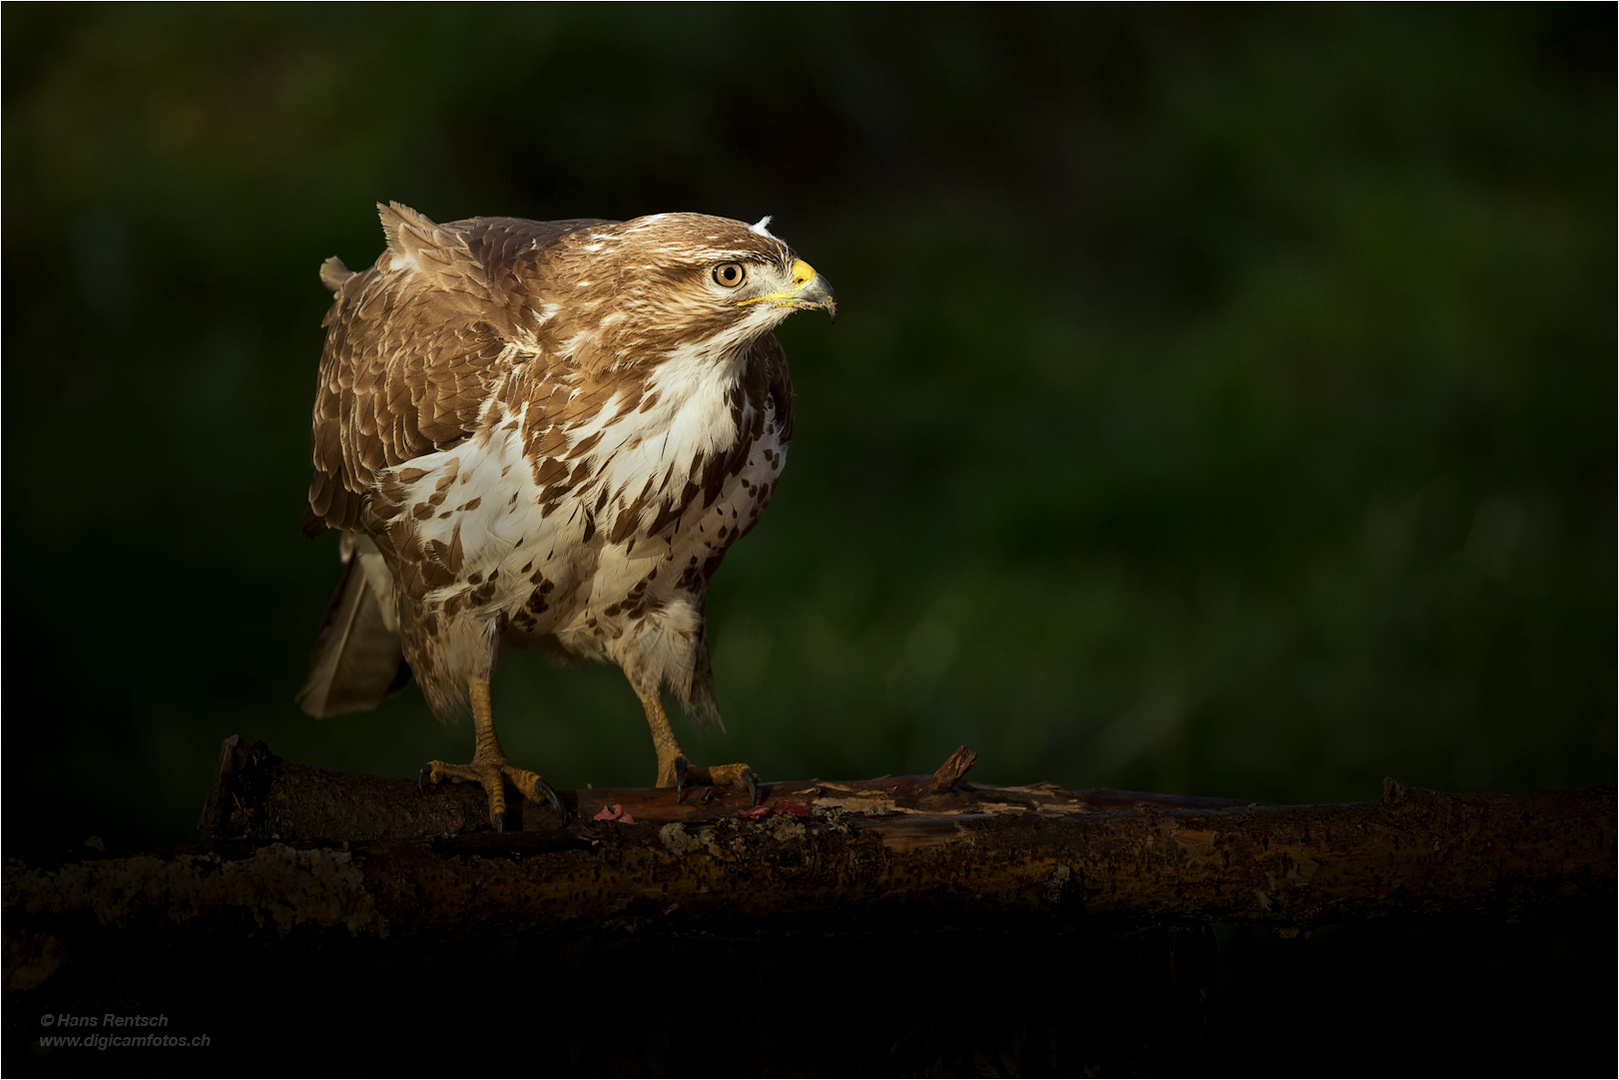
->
[297,203,834,830]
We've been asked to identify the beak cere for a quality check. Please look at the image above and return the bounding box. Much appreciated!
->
[741,258,837,322]
[787,258,837,322]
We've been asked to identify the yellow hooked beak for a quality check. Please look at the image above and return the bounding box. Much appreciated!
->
[740,258,837,322]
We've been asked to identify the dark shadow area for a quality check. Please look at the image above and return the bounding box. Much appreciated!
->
[7,912,1611,1076]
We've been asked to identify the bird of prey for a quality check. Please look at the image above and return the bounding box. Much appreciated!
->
[296,203,835,830]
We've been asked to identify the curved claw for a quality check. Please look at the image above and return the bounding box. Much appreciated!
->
[420,757,570,832]
[534,775,572,826]
[741,767,760,806]
[674,755,689,805]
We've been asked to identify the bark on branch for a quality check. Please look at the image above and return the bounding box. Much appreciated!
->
[5,736,1611,981]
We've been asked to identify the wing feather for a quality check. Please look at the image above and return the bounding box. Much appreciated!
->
[303,205,611,534]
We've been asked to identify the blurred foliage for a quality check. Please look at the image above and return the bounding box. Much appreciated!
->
[3,5,1613,853]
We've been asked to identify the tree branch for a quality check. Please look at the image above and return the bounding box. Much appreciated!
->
[6,736,1609,970]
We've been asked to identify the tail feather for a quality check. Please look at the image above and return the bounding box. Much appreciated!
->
[297,533,411,717]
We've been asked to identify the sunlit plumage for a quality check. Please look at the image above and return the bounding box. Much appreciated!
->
[297,202,834,828]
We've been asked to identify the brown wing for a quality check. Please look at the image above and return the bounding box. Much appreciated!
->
[302,203,610,535]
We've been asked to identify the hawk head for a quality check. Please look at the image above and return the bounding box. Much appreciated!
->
[534,213,836,374]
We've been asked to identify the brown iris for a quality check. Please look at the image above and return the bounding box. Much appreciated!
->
[712,263,747,289]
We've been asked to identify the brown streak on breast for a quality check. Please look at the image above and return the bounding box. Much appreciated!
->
[566,429,604,460]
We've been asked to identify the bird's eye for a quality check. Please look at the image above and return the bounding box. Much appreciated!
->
[712,263,747,289]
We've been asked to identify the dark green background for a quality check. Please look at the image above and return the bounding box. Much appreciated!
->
[6,6,1612,852]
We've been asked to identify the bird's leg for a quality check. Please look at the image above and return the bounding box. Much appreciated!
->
[421,677,567,831]
[640,695,759,805]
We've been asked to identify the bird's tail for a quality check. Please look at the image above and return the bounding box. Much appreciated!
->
[296,532,413,717]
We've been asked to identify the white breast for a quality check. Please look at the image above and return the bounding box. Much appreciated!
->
[388,349,784,690]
